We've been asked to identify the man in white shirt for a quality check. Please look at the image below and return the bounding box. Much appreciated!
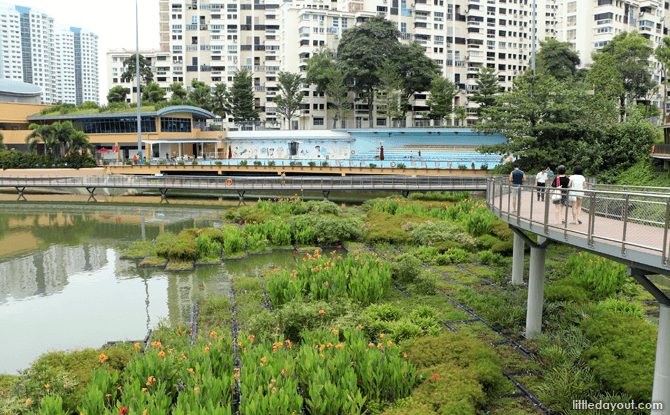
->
[535,168,549,201]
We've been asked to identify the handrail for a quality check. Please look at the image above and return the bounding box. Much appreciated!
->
[486,179,670,269]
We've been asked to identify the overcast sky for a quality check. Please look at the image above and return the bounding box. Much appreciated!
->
[18,0,160,104]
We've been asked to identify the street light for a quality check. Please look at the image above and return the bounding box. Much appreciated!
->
[136,0,143,163]
[531,0,536,75]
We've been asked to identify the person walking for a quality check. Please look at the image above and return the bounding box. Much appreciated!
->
[551,165,572,225]
[535,167,548,201]
[569,165,587,225]
[509,163,526,213]
[281,171,286,186]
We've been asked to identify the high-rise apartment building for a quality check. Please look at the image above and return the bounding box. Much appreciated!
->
[107,0,670,128]
[554,0,665,109]
[106,48,173,104]
[0,2,99,105]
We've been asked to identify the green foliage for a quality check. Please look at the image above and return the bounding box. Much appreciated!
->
[435,248,472,265]
[408,191,470,202]
[120,54,154,86]
[276,298,356,343]
[229,69,260,121]
[16,344,133,414]
[426,77,457,121]
[471,67,501,115]
[195,234,221,260]
[394,334,508,414]
[581,310,656,402]
[274,71,304,128]
[453,287,527,329]
[392,254,423,284]
[142,82,167,103]
[123,240,152,258]
[169,82,188,99]
[0,149,96,170]
[287,214,362,245]
[536,38,581,81]
[409,222,477,252]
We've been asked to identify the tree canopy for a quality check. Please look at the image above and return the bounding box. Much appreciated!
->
[141,83,166,103]
[120,54,154,87]
[229,69,260,122]
[471,67,500,115]
[107,86,130,103]
[536,39,581,81]
[273,72,305,130]
[426,77,457,122]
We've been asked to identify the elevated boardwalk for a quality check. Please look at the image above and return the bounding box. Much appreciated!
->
[486,179,670,414]
[0,174,489,201]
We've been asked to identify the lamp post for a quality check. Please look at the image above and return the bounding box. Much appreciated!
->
[531,0,536,75]
[136,0,143,163]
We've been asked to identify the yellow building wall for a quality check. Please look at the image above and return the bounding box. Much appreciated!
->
[0,102,51,124]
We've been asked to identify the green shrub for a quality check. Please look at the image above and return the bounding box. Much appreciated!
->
[276,299,355,343]
[308,161,316,167]
[545,277,592,303]
[491,241,513,255]
[287,214,362,245]
[392,254,423,284]
[369,163,377,168]
[478,250,505,267]
[581,310,657,402]
[489,220,514,242]
[435,248,472,265]
[239,160,248,166]
[409,222,477,251]
[195,234,221,259]
[476,234,502,250]
[596,298,645,319]
[397,163,406,169]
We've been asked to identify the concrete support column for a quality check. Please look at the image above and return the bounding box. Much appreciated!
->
[115,142,120,162]
[652,304,670,415]
[512,233,525,285]
[526,236,546,339]
[179,143,183,158]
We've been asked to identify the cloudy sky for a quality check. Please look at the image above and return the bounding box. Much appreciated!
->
[17,0,161,103]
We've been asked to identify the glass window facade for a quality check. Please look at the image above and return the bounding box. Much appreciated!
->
[72,117,157,134]
[161,117,192,133]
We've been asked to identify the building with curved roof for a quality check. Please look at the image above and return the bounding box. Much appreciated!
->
[0,79,42,104]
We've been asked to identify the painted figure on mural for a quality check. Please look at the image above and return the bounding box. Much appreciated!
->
[276,147,285,158]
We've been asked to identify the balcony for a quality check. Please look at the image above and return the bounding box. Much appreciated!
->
[254,86,265,91]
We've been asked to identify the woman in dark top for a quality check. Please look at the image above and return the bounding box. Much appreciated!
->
[551,165,572,225]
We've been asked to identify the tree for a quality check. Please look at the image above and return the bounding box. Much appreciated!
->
[25,124,57,155]
[375,60,405,126]
[274,72,304,130]
[471,67,500,116]
[588,32,657,119]
[426,77,457,123]
[107,86,130,103]
[170,83,188,100]
[656,37,670,122]
[0,131,6,150]
[120,54,154,102]
[188,79,213,111]
[51,121,77,157]
[68,131,94,155]
[211,83,231,119]
[325,66,352,129]
[142,83,166,103]
[536,39,581,81]
[474,72,618,174]
[305,48,337,95]
[229,69,260,122]
[337,16,402,128]
[395,42,441,121]
[454,107,468,127]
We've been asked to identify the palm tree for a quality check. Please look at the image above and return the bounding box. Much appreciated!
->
[25,124,56,155]
[0,131,6,150]
[68,131,94,155]
[51,121,76,157]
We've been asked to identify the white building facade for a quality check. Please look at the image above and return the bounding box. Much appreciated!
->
[0,2,99,105]
[106,48,173,104]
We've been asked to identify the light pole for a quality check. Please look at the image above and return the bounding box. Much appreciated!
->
[136,0,143,163]
[531,0,536,75]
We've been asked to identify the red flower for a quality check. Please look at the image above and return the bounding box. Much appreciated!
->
[337,245,341,249]
[431,375,439,381]
[119,407,129,415]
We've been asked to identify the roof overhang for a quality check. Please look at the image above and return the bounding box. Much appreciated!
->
[157,106,216,120]
[143,138,221,144]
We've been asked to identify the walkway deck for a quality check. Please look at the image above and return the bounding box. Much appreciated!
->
[487,180,670,276]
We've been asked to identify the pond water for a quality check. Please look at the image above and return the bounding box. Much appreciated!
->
[0,204,318,375]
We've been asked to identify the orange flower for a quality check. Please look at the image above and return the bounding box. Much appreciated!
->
[368,342,375,348]
[335,343,344,349]
[142,388,147,393]
[332,329,339,335]
[158,351,165,358]
[272,387,277,393]
[327,343,333,348]
[325,281,329,286]
[45,384,50,390]
[403,353,408,358]
[204,347,209,353]
[25,398,31,406]
[182,353,188,360]
[319,345,325,351]
[99,353,108,363]
[106,394,111,399]
[210,331,218,339]
[134,342,141,351]
[318,310,325,315]
[194,387,200,395]
[168,349,173,355]
[379,334,385,339]
[146,376,156,386]
[143,410,147,415]
[261,356,267,363]
[377,343,383,350]
[319,354,324,358]
[187,368,194,374]
[387,341,393,347]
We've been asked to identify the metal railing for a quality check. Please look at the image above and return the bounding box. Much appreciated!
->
[486,178,670,269]
[0,174,490,192]
[99,158,496,170]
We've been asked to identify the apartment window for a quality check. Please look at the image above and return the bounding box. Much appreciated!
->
[377,119,386,126]
[567,29,576,40]
[191,16,197,24]
[567,16,577,26]
[313,118,324,126]
[112,78,118,83]
[401,22,407,32]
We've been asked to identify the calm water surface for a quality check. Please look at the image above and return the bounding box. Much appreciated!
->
[0,203,313,375]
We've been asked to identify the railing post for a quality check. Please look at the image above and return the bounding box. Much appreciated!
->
[587,192,596,248]
[621,194,630,256]
[544,188,550,235]
[663,198,670,267]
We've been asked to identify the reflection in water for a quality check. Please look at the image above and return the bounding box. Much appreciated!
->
[0,203,344,375]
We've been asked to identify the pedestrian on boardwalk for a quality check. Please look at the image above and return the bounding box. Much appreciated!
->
[551,165,572,225]
[535,167,548,201]
[509,163,526,213]
[569,165,587,225]
[281,171,286,186]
